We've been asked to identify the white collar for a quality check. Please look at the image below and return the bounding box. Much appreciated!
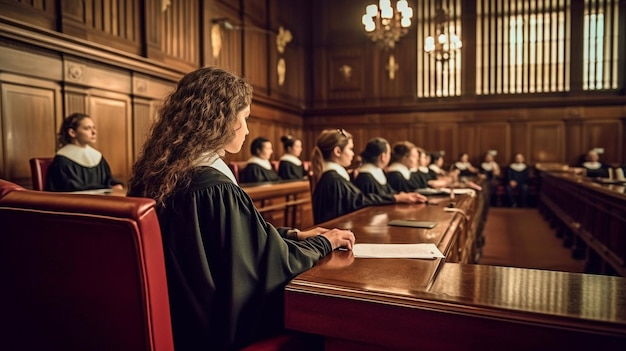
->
[279,153,302,166]
[56,144,102,167]
[358,163,387,185]
[323,161,350,181]
[510,162,527,172]
[429,164,441,173]
[455,161,470,170]
[418,166,430,174]
[194,151,238,185]
[247,156,272,170]
[388,162,411,180]
[583,161,601,170]
[481,162,494,171]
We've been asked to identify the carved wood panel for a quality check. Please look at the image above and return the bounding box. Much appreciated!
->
[477,123,511,165]
[0,82,60,184]
[0,0,56,30]
[528,121,565,164]
[583,120,623,164]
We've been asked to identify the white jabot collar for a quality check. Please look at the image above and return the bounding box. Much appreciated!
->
[510,162,527,172]
[247,156,272,170]
[358,163,387,185]
[388,162,411,180]
[418,166,430,174]
[323,161,350,181]
[195,151,238,185]
[455,161,470,170]
[481,162,494,171]
[56,144,102,167]
[583,161,601,170]
[429,164,441,174]
[279,153,302,166]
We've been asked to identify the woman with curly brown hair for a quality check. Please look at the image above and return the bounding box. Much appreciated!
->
[128,67,354,351]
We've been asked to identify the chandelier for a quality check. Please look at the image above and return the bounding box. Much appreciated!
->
[362,0,413,50]
[424,1,462,61]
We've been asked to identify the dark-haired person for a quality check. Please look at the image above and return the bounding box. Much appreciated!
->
[45,113,123,192]
[127,67,354,351]
[310,130,420,225]
[387,141,427,192]
[239,136,280,183]
[453,152,479,178]
[353,137,426,202]
[415,147,449,188]
[278,135,305,179]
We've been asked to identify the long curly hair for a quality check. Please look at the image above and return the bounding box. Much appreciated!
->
[128,67,253,205]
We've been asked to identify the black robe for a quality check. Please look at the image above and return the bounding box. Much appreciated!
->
[312,170,395,225]
[506,166,530,185]
[278,160,305,180]
[130,167,331,351]
[45,155,122,192]
[239,163,280,184]
[387,171,426,192]
[581,163,610,178]
[353,172,398,197]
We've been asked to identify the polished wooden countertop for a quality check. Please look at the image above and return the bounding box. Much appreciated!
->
[285,193,626,350]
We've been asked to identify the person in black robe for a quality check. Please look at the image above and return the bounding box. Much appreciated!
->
[580,149,610,178]
[479,151,501,206]
[127,67,355,351]
[239,136,281,183]
[278,135,305,180]
[353,137,426,202]
[310,131,420,225]
[452,152,479,178]
[45,112,123,192]
[387,141,427,192]
[506,153,531,207]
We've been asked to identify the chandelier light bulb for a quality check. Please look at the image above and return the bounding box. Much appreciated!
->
[424,3,462,61]
[362,0,413,50]
[366,4,378,17]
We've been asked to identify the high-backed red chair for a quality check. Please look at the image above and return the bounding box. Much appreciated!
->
[0,179,319,351]
[0,179,174,351]
[29,157,54,190]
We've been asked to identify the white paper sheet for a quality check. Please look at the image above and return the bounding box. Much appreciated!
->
[353,243,445,259]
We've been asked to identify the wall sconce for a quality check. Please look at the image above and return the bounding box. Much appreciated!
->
[424,0,462,61]
[361,0,413,50]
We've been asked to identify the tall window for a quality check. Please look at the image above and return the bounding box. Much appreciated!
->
[583,0,620,90]
[417,0,463,98]
[476,0,570,95]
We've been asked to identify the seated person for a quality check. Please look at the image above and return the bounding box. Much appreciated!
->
[310,129,419,225]
[239,136,281,183]
[506,153,530,207]
[452,152,479,178]
[45,113,123,192]
[387,141,428,192]
[430,152,459,183]
[415,148,449,188]
[127,67,354,351]
[480,151,501,205]
[580,149,610,178]
[278,135,305,180]
[353,137,426,202]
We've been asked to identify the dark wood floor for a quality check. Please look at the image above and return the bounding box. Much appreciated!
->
[478,207,586,273]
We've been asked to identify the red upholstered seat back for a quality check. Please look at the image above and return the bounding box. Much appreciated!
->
[29,157,54,190]
[0,179,174,351]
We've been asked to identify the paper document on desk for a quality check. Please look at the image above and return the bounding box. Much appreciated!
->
[353,243,445,259]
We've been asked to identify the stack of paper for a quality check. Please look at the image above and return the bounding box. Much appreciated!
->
[353,243,445,259]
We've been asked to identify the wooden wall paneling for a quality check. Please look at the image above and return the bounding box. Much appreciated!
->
[0,45,62,82]
[63,58,131,95]
[243,0,268,26]
[476,122,511,166]
[131,98,153,159]
[243,29,270,96]
[509,121,529,164]
[327,48,366,101]
[145,0,164,61]
[64,86,88,116]
[457,123,478,164]
[159,0,201,71]
[87,90,132,183]
[0,77,61,185]
[528,121,565,164]
[565,118,585,165]
[205,2,244,75]
[424,122,459,165]
[0,0,57,30]
[583,120,623,164]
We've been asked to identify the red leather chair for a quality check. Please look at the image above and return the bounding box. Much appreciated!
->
[0,179,174,351]
[0,179,320,351]
[29,157,54,190]
[271,160,280,172]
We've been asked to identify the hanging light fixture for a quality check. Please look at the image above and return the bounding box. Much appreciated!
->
[362,0,413,50]
[424,1,462,61]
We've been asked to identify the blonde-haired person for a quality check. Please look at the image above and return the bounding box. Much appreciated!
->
[310,129,420,225]
[278,135,305,179]
[45,112,123,192]
[128,67,354,351]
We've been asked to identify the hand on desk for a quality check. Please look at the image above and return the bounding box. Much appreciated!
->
[318,228,355,251]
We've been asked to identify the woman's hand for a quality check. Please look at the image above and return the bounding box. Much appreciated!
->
[112,184,124,190]
[297,227,331,240]
[320,228,355,251]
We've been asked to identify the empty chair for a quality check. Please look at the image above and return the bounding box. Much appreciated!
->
[0,179,174,351]
[29,157,54,190]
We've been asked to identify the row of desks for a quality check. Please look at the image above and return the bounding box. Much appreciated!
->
[284,188,626,350]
